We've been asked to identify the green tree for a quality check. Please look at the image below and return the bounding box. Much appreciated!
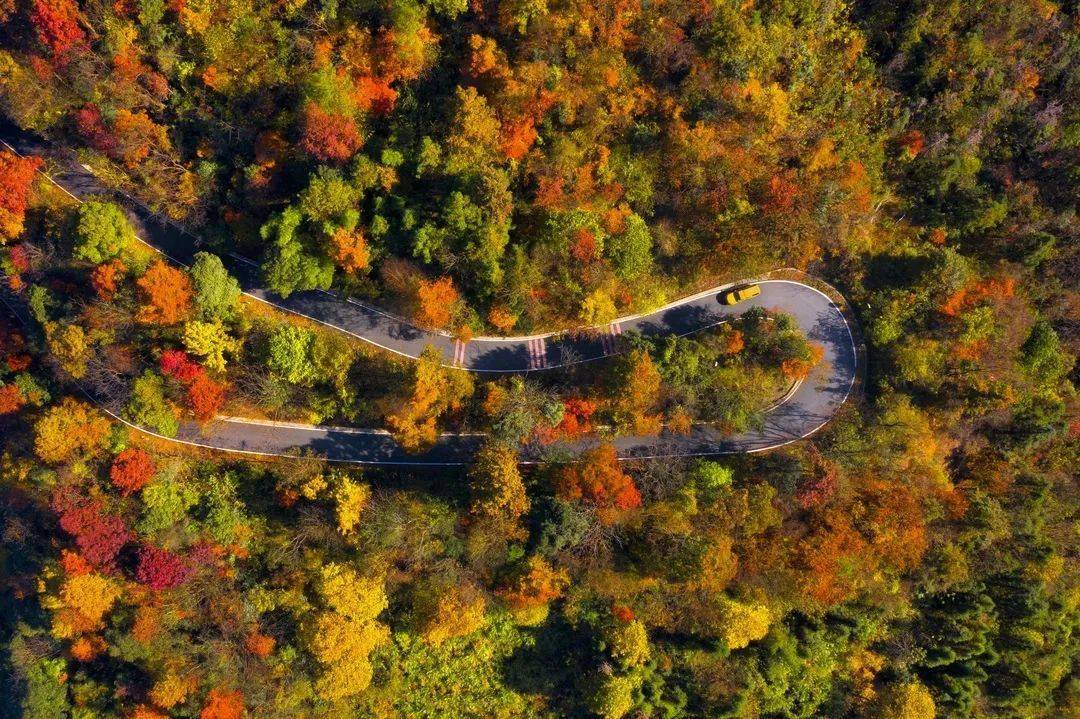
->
[984,570,1074,717]
[587,673,638,719]
[73,200,136,264]
[605,214,652,279]
[914,586,997,716]
[190,252,241,321]
[126,371,179,437]
[8,627,72,719]
[139,469,200,535]
[267,325,316,386]
[261,208,335,298]
[1018,320,1070,386]
[299,167,359,225]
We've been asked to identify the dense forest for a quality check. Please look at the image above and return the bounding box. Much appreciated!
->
[0,0,1077,718]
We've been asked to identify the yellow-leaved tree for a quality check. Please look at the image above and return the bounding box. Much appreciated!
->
[50,573,122,638]
[716,596,771,650]
[34,398,110,464]
[875,681,937,719]
[182,320,241,372]
[468,441,529,525]
[385,346,473,451]
[307,563,390,701]
[412,580,488,647]
[605,619,650,669]
[611,349,662,435]
[333,477,371,536]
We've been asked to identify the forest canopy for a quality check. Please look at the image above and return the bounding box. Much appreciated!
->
[0,0,1077,718]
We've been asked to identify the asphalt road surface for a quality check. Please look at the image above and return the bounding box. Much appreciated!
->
[0,121,858,464]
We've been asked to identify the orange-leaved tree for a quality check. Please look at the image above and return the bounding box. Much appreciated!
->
[300,103,362,164]
[497,555,569,625]
[329,227,370,274]
[0,150,42,242]
[90,259,126,300]
[553,443,642,515]
[187,373,227,422]
[112,109,171,168]
[385,346,473,451]
[109,448,156,495]
[199,689,244,719]
[137,260,193,325]
[414,276,459,329]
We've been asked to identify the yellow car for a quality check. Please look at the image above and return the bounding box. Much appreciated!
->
[721,284,761,305]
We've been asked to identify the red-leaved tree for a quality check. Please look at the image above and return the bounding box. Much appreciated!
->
[795,446,839,510]
[187,373,226,423]
[72,103,117,155]
[30,0,86,61]
[53,492,133,572]
[136,545,193,590]
[109,448,156,496]
[160,349,203,383]
[299,103,362,164]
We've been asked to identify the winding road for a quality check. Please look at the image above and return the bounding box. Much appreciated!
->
[0,121,858,465]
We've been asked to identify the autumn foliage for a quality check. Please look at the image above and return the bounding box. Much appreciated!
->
[244,632,276,658]
[73,103,116,155]
[54,493,132,571]
[414,276,459,329]
[160,349,203,382]
[1,0,1073,714]
[199,689,245,719]
[0,384,24,414]
[498,556,570,612]
[187,373,226,422]
[329,227,370,274]
[110,448,156,495]
[385,347,472,451]
[300,103,362,164]
[941,277,1016,317]
[90,259,126,300]
[137,260,193,325]
[556,398,597,438]
[56,572,121,635]
[0,150,42,241]
[34,398,110,464]
[553,444,642,514]
[612,351,662,435]
[136,545,194,590]
[30,0,85,60]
